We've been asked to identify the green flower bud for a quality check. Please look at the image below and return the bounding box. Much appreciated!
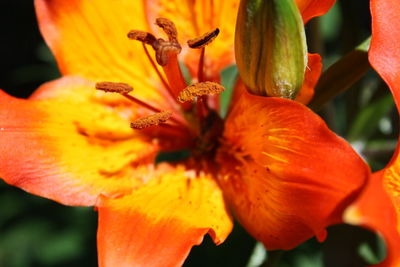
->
[235,0,308,99]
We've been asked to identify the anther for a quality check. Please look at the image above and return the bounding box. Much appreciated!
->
[187,28,220,49]
[130,111,173,129]
[127,30,157,46]
[177,82,225,103]
[155,18,178,42]
[95,82,133,94]
[97,81,162,113]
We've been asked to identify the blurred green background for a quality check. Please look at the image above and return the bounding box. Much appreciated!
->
[0,0,396,266]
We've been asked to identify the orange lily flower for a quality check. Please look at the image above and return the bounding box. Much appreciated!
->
[0,0,368,266]
[345,0,400,266]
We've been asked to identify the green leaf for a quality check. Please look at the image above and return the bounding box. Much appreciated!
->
[246,242,267,267]
[309,37,371,111]
[358,235,386,265]
[347,94,394,141]
[179,61,192,84]
[320,3,342,41]
[38,230,84,265]
[220,65,238,118]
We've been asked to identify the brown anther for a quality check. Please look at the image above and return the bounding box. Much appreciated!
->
[130,111,173,129]
[155,18,178,42]
[127,30,156,45]
[95,82,133,94]
[177,82,225,103]
[153,39,182,66]
[187,28,220,49]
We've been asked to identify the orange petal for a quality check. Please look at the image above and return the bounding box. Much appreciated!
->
[295,53,322,105]
[145,0,240,78]
[97,164,233,267]
[0,76,158,206]
[218,90,369,250]
[345,171,400,267]
[369,0,400,256]
[369,0,400,107]
[35,0,169,107]
[295,0,336,24]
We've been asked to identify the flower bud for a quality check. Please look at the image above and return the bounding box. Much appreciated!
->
[235,0,307,99]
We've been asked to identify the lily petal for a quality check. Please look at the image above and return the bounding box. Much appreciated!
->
[0,76,158,206]
[145,0,239,78]
[97,164,233,267]
[295,0,336,24]
[369,0,400,235]
[345,171,400,267]
[369,0,400,105]
[218,91,369,250]
[295,53,323,104]
[35,0,169,107]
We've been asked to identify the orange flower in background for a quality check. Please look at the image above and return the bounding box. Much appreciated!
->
[0,0,369,266]
[346,171,400,267]
[345,0,400,266]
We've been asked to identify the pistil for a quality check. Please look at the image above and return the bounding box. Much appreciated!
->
[153,19,189,105]
[141,43,174,99]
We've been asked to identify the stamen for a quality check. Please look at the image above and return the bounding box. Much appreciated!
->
[124,92,187,126]
[187,28,220,49]
[122,93,162,113]
[155,18,178,42]
[177,82,225,103]
[131,111,173,129]
[198,48,206,82]
[95,82,133,94]
[127,30,157,46]
[95,81,162,113]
